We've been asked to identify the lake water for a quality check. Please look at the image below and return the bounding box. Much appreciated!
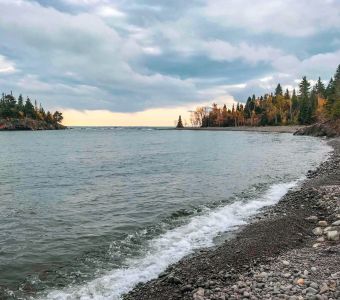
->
[0,128,331,299]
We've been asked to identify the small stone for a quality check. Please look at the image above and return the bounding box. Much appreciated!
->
[306,287,318,295]
[304,270,309,276]
[312,243,321,248]
[282,260,290,266]
[283,273,291,278]
[327,230,339,241]
[193,287,205,300]
[297,278,305,286]
[318,221,328,227]
[306,216,318,222]
[324,226,333,232]
[259,272,268,277]
[310,282,319,289]
[316,236,325,242]
[181,285,193,293]
[243,291,250,297]
[312,227,323,236]
[168,276,182,284]
[311,267,317,272]
[319,283,329,294]
[332,220,340,226]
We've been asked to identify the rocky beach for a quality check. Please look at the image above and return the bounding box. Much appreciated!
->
[123,137,340,300]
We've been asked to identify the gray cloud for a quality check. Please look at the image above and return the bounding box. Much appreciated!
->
[0,0,339,112]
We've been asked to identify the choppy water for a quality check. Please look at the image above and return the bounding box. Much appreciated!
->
[0,128,331,299]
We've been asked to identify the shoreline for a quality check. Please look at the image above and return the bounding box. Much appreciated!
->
[123,137,340,300]
[176,126,304,133]
[0,118,66,131]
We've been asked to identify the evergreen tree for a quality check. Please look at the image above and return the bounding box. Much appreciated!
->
[275,83,283,96]
[24,98,35,118]
[284,89,290,100]
[315,77,326,98]
[18,94,24,110]
[298,76,312,124]
[176,115,184,128]
[291,89,299,111]
[45,111,53,123]
[53,111,63,123]
[326,65,340,118]
[326,78,334,98]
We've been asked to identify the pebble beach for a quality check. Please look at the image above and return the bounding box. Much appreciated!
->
[124,138,340,300]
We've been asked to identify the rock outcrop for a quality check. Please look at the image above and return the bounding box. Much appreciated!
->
[294,120,340,138]
[0,118,66,131]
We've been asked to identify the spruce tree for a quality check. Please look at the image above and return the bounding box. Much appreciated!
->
[176,115,184,128]
[275,83,283,96]
[326,65,340,118]
[315,77,326,98]
[284,89,290,99]
[24,98,35,118]
[18,94,24,110]
[298,76,311,124]
[291,89,299,111]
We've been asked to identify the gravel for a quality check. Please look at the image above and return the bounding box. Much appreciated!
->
[123,138,340,300]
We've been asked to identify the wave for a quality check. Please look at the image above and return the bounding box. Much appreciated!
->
[40,180,299,300]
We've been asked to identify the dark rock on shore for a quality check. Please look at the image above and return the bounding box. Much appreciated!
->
[0,118,66,131]
[123,138,340,300]
[294,120,340,138]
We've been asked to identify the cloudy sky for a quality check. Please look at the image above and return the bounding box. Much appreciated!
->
[0,0,339,125]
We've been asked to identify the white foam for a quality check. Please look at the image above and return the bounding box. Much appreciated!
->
[41,180,298,300]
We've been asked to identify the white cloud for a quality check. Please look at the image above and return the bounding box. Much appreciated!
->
[94,5,125,17]
[0,0,338,119]
[203,40,283,64]
[0,55,16,74]
[0,0,206,111]
[203,0,340,37]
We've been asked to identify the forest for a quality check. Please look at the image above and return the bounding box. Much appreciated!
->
[188,65,340,128]
[0,93,63,125]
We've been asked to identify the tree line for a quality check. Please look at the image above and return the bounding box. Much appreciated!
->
[188,65,340,127]
[0,92,63,124]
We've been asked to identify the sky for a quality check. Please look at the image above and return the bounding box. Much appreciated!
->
[0,0,339,126]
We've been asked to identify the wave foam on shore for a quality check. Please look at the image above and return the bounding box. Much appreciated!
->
[42,181,299,300]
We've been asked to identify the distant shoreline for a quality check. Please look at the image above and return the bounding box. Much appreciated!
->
[0,118,66,131]
[176,125,304,133]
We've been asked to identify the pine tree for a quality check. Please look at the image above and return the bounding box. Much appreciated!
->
[24,98,35,118]
[284,89,290,100]
[298,76,312,124]
[275,83,283,96]
[18,94,24,110]
[291,89,299,111]
[326,65,340,118]
[176,115,184,128]
[315,77,326,98]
